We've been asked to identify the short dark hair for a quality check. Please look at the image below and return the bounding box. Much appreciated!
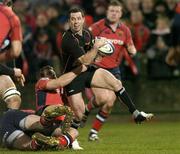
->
[39,65,56,79]
[108,0,123,8]
[68,7,85,19]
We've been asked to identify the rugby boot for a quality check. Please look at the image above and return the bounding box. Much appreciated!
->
[42,105,72,119]
[72,139,83,150]
[88,133,99,141]
[133,110,154,124]
[32,132,59,149]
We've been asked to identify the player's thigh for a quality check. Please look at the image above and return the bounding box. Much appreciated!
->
[13,133,32,150]
[22,115,42,131]
[0,75,16,98]
[91,68,122,91]
[92,87,116,106]
[68,93,85,118]
[0,75,21,109]
[0,112,28,149]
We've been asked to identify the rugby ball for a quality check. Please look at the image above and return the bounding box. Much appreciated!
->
[98,41,115,56]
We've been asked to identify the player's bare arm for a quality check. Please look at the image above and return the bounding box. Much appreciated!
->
[45,65,87,90]
[10,40,22,58]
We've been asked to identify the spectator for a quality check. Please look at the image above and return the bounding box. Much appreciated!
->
[130,10,150,52]
[93,0,107,21]
[33,29,54,70]
[166,2,180,66]
[165,0,176,19]
[149,16,171,48]
[147,16,171,78]
[46,3,62,74]
[147,36,169,78]
[154,1,169,17]
[141,0,156,29]
[124,0,140,19]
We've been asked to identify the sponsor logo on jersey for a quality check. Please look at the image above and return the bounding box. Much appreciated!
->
[95,36,124,46]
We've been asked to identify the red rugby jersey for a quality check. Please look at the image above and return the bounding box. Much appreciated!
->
[0,4,22,47]
[35,78,64,110]
[90,19,134,69]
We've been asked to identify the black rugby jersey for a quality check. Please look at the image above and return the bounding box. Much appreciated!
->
[61,28,93,72]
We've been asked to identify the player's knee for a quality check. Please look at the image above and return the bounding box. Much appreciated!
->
[113,79,123,91]
[104,96,116,111]
[4,130,25,149]
[95,92,115,107]
[105,101,115,111]
[95,94,106,105]
[69,127,79,140]
[76,112,84,121]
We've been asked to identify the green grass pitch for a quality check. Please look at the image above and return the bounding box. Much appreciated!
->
[0,117,180,154]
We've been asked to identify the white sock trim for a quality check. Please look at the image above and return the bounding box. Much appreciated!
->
[96,114,105,122]
[90,129,98,134]
[119,87,125,95]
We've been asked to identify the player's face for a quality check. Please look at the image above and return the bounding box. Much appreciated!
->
[69,12,85,33]
[107,6,122,23]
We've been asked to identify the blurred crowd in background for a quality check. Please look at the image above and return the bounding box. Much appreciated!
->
[8,0,180,82]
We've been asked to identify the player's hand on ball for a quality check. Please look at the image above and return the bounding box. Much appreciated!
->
[93,38,107,50]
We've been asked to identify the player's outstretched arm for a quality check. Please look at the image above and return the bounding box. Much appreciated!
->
[45,65,87,90]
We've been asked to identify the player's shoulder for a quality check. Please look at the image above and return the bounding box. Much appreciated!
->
[83,28,93,37]
[0,5,20,24]
[35,78,49,89]
[62,29,78,45]
[96,19,105,25]
[0,5,15,17]
[119,22,131,31]
[12,13,20,24]
[62,29,73,40]
[36,78,49,84]
[91,19,105,28]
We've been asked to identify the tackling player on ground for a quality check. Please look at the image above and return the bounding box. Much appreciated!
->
[0,64,87,150]
[0,104,74,150]
[35,65,87,150]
